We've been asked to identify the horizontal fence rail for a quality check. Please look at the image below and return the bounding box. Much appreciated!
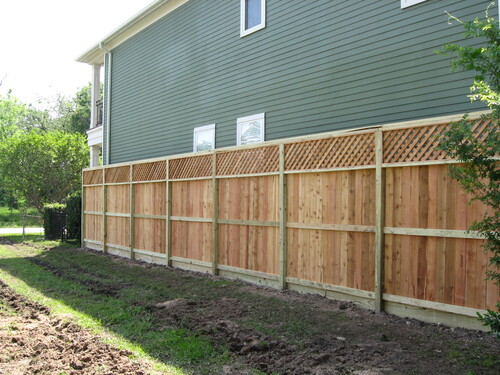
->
[82,115,498,330]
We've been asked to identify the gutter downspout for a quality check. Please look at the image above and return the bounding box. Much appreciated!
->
[99,42,112,165]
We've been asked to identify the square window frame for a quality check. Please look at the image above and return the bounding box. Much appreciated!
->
[193,124,215,152]
[237,113,265,146]
[401,0,428,9]
[240,0,266,37]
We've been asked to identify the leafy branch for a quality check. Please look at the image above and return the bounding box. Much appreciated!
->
[437,3,500,335]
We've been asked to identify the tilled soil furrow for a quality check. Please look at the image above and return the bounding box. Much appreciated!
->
[0,281,152,375]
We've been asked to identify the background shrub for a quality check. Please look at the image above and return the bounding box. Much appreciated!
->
[43,203,65,240]
[65,192,81,244]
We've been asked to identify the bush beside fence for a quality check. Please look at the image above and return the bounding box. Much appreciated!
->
[65,193,82,243]
[43,204,65,240]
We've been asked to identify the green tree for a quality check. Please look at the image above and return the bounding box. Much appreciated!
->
[0,91,57,137]
[0,92,51,209]
[0,91,27,141]
[50,84,99,135]
[438,4,500,335]
[0,130,89,214]
[69,84,93,134]
[1,84,95,138]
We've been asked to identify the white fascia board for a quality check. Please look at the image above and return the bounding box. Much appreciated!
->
[87,126,103,147]
[76,0,191,64]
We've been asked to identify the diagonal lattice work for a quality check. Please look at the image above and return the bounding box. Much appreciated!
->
[83,169,103,185]
[169,154,213,179]
[133,160,167,182]
[217,145,280,176]
[104,166,130,183]
[285,132,376,171]
[382,119,493,164]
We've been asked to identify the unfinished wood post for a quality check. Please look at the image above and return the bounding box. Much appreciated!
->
[279,143,288,289]
[102,168,108,253]
[375,129,385,313]
[81,172,86,247]
[212,151,219,276]
[129,165,135,259]
[166,160,172,266]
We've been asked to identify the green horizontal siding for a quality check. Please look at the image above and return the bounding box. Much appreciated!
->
[107,0,493,164]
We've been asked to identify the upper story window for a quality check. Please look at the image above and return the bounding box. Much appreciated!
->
[237,113,265,146]
[401,0,428,8]
[240,0,266,37]
[193,124,215,152]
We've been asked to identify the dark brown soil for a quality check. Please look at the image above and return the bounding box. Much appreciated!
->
[151,289,499,375]
[0,280,153,375]
[29,257,125,297]
[62,247,500,375]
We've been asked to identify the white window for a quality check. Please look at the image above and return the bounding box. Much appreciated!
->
[240,0,266,37]
[401,0,428,8]
[193,124,215,152]
[237,113,265,146]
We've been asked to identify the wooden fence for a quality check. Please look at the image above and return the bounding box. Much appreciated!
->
[82,113,498,330]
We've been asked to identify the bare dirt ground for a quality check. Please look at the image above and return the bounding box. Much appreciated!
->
[152,284,500,375]
[0,280,152,375]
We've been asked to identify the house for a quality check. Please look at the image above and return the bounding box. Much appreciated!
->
[77,0,495,167]
[79,0,499,330]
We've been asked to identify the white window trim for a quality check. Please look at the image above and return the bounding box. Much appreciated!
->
[240,0,266,37]
[193,124,215,152]
[237,113,265,146]
[401,0,428,9]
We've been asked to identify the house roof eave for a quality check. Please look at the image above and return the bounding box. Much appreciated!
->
[76,0,190,64]
[76,46,105,65]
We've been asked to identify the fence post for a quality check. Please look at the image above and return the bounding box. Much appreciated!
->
[129,165,135,260]
[212,151,219,276]
[375,129,385,313]
[279,143,288,290]
[22,215,26,242]
[81,171,86,246]
[102,168,108,253]
[166,160,172,266]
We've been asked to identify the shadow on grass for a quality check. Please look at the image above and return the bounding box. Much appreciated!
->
[0,236,232,374]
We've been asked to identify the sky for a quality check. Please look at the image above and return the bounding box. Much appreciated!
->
[0,0,154,107]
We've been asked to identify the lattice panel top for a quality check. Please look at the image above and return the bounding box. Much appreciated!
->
[133,160,166,181]
[83,169,103,185]
[105,166,130,183]
[471,119,496,144]
[382,119,493,164]
[217,146,279,176]
[285,132,375,171]
[169,154,212,179]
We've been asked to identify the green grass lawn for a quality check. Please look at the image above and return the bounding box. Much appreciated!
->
[0,235,228,374]
[0,206,41,228]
